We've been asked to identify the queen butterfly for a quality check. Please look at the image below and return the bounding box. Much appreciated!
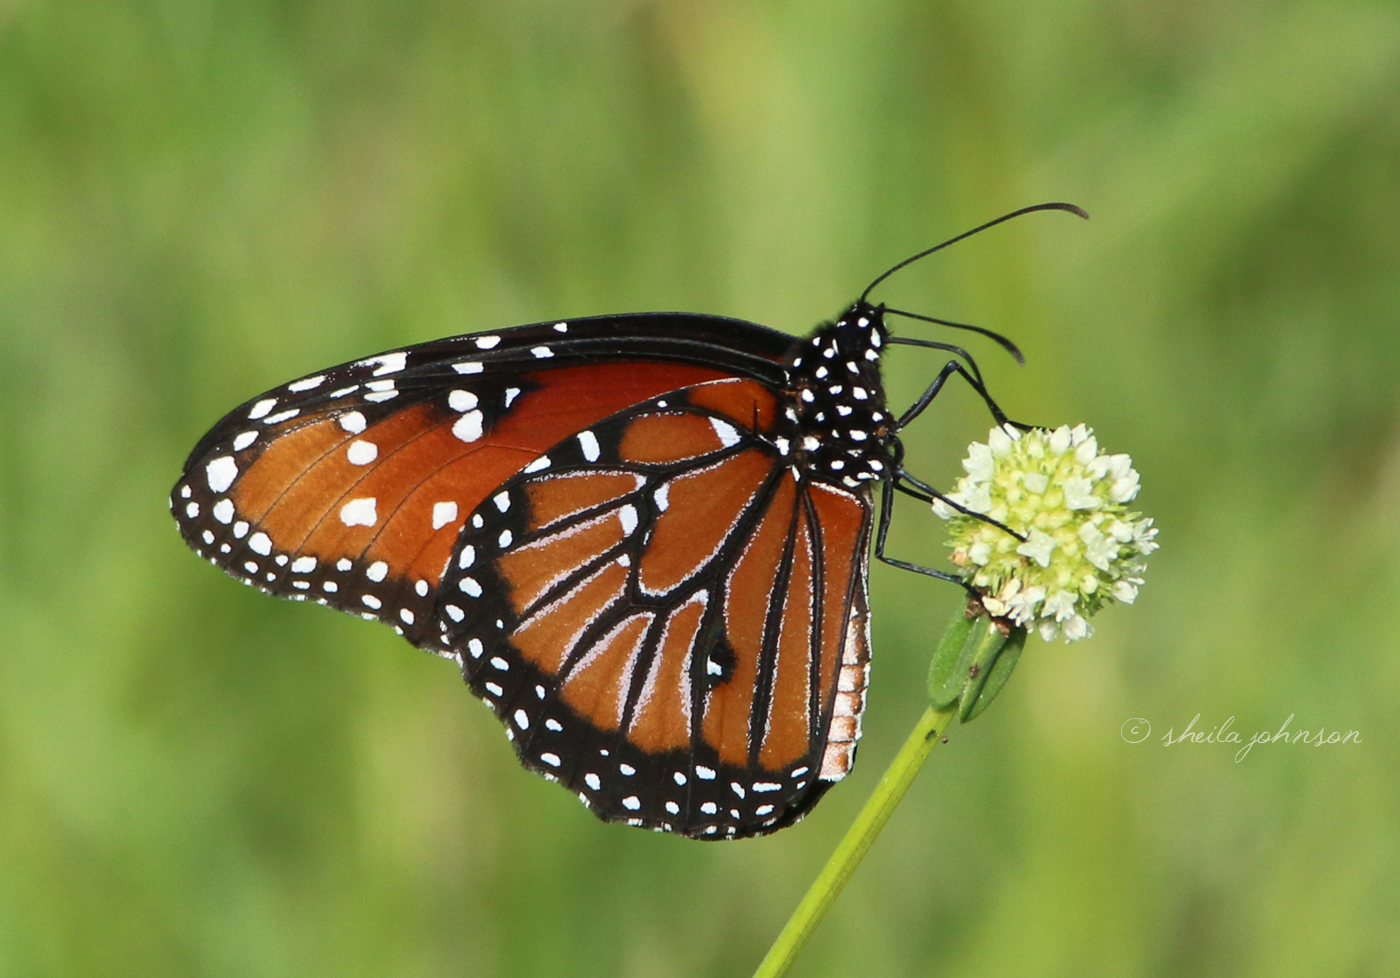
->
[171,204,1085,839]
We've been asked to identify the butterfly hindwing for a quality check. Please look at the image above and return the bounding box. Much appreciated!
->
[434,377,874,838]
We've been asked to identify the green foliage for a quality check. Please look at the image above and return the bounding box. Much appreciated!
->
[2,0,1398,975]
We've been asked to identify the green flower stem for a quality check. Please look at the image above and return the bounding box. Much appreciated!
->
[752,700,959,978]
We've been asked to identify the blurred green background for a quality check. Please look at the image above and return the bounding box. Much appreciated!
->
[2,0,1398,975]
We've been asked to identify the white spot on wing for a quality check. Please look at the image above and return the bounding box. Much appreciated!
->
[452,411,484,442]
[248,532,272,556]
[523,455,551,474]
[338,411,367,434]
[366,561,389,582]
[247,398,277,420]
[710,417,741,448]
[358,352,406,375]
[364,377,397,402]
[530,346,553,358]
[504,388,521,406]
[291,556,317,573]
[366,352,406,374]
[340,497,378,527]
[346,440,378,465]
[206,456,238,493]
[233,431,257,451]
[288,374,326,392]
[453,361,484,374]
[474,335,501,349]
[618,505,638,535]
[432,501,458,530]
[578,430,600,461]
[493,491,510,512]
[448,389,478,411]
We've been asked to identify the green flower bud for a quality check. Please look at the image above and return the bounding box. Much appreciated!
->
[933,425,1158,642]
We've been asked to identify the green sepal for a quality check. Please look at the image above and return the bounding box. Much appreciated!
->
[927,611,976,709]
[959,624,1027,722]
[952,617,1003,719]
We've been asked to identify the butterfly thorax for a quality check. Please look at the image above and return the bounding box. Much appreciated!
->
[780,301,892,489]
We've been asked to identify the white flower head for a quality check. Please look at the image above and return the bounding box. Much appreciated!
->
[937,424,1158,642]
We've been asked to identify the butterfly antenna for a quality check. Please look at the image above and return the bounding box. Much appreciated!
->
[884,307,1025,364]
[859,202,1088,304]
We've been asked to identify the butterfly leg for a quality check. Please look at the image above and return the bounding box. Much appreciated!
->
[895,359,1030,431]
[873,473,973,587]
[872,427,1028,587]
[896,469,1025,542]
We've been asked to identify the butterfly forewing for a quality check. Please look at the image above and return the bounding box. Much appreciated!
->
[171,315,788,636]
